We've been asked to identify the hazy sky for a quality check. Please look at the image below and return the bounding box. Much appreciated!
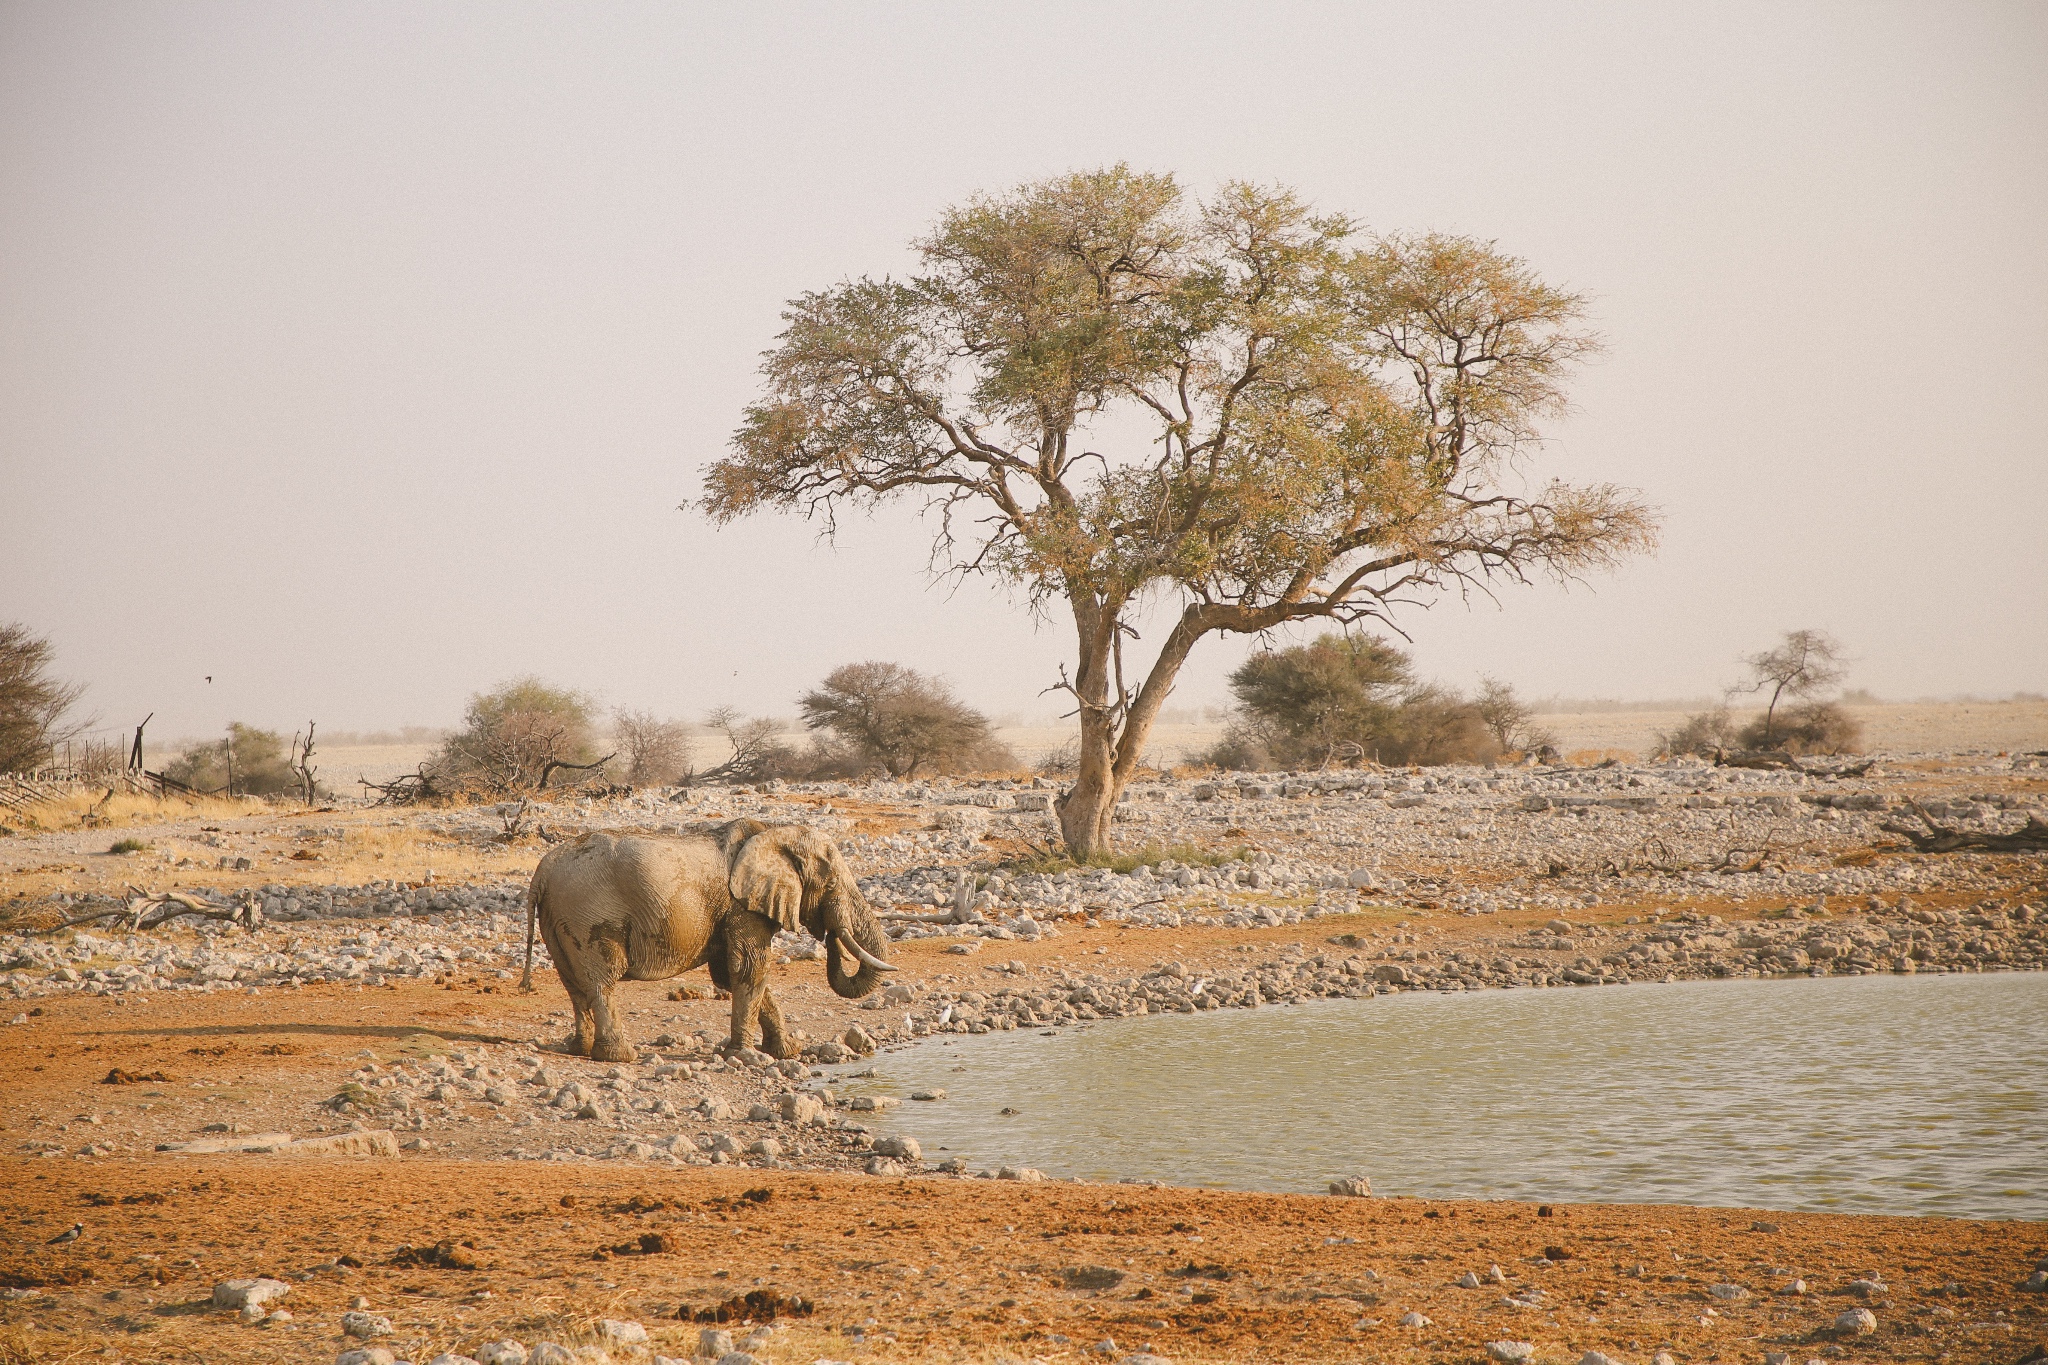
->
[4,2,2044,748]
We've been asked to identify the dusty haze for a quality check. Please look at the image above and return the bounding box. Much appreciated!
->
[3,2,2044,748]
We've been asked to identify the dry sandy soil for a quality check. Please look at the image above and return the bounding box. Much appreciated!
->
[3,970,2044,1365]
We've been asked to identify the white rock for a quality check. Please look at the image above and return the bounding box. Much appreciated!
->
[1398,1311,1430,1327]
[1835,1306,1877,1335]
[1708,1282,1750,1300]
[865,1156,906,1176]
[475,1341,528,1365]
[715,1354,759,1365]
[872,1135,921,1160]
[336,1351,397,1365]
[1579,1352,1626,1365]
[429,1355,483,1365]
[598,1319,648,1345]
[341,1310,393,1339]
[1485,1344,1535,1365]
[1327,1175,1373,1197]
[527,1346,576,1365]
[697,1328,734,1358]
[1456,1271,1483,1288]
[212,1277,291,1309]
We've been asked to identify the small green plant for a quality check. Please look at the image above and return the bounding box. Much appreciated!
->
[108,837,150,855]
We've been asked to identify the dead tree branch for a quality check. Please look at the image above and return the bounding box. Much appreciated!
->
[1879,801,2048,854]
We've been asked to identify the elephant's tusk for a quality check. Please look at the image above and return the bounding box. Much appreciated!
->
[838,934,898,973]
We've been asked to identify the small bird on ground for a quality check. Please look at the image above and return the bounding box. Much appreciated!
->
[46,1223,83,1245]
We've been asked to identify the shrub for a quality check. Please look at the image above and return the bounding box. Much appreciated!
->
[1657,707,1737,758]
[432,678,605,795]
[1737,700,1862,754]
[0,622,87,773]
[1204,634,1498,768]
[613,709,693,786]
[108,838,149,855]
[798,663,1016,778]
[164,723,298,795]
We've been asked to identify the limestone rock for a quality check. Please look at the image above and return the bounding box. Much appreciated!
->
[211,1277,291,1310]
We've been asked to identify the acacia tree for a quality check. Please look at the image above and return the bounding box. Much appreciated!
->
[0,622,88,774]
[702,168,1657,855]
[1734,628,1848,748]
[800,661,1013,777]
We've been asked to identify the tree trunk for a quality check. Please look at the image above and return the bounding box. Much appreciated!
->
[1056,604,1207,860]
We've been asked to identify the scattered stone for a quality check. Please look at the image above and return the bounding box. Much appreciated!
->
[1456,1271,1483,1288]
[1398,1311,1430,1327]
[1708,1282,1750,1300]
[340,1310,393,1339]
[1485,1344,1536,1365]
[1846,1276,1888,1298]
[476,1344,529,1365]
[910,1088,946,1100]
[871,1135,921,1161]
[1834,1307,1878,1336]
[526,1346,576,1365]
[998,1165,1046,1182]
[428,1355,483,1365]
[864,1157,905,1176]
[598,1319,648,1345]
[1328,1175,1373,1197]
[335,1350,397,1365]
[1579,1353,1624,1365]
[211,1277,291,1310]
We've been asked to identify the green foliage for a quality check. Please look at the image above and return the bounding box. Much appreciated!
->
[799,662,1016,778]
[0,622,87,774]
[1206,634,1498,768]
[108,838,149,855]
[164,723,297,795]
[433,678,602,794]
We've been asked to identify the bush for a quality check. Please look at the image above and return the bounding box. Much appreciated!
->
[164,723,299,795]
[0,622,87,773]
[1204,634,1499,769]
[1657,707,1736,758]
[432,678,605,795]
[798,663,1016,778]
[613,709,692,786]
[1737,700,1862,754]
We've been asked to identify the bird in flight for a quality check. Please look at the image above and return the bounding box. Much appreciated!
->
[46,1222,83,1245]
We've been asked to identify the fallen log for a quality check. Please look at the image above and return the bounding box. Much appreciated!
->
[1713,747,1807,773]
[1878,801,2048,854]
[33,886,262,935]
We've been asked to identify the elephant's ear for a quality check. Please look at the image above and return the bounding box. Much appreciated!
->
[728,832,803,932]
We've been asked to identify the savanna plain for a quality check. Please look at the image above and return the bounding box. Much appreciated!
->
[2,702,2045,1365]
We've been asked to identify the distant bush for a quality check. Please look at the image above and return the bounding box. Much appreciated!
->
[1737,699,1862,754]
[431,678,607,795]
[612,709,692,786]
[1203,634,1499,769]
[1657,707,1737,758]
[798,663,1016,778]
[165,723,298,795]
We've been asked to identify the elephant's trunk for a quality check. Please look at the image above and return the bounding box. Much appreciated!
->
[823,889,893,999]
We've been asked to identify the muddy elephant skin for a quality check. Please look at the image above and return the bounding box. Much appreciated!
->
[522,819,895,1062]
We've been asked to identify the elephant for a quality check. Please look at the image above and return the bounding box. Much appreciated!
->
[520,818,897,1062]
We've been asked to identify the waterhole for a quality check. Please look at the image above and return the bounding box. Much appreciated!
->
[847,971,2046,1217]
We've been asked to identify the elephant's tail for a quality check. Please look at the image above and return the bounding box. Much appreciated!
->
[520,860,544,993]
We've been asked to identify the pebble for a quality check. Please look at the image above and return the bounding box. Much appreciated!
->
[429,1355,483,1365]
[598,1320,648,1345]
[1835,1306,1878,1335]
[475,1343,527,1365]
[1578,1353,1624,1365]
[1456,1271,1483,1288]
[1328,1175,1373,1197]
[697,1329,734,1357]
[335,1351,396,1365]
[1486,1344,1536,1365]
[1398,1311,1430,1327]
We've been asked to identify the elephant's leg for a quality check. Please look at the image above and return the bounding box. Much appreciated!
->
[755,985,795,1060]
[538,915,594,1057]
[565,928,636,1064]
[722,914,776,1054]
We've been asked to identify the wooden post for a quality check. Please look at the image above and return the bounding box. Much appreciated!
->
[224,727,235,798]
[129,714,152,773]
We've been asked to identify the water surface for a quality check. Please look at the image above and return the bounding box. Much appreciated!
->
[844,972,2047,1218]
